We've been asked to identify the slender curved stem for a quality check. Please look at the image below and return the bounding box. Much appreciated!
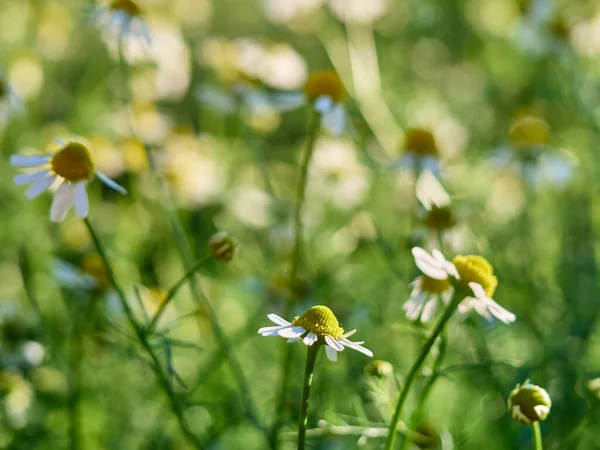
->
[271,112,321,448]
[385,293,460,450]
[532,422,543,450]
[84,218,205,450]
[147,256,211,333]
[298,345,320,450]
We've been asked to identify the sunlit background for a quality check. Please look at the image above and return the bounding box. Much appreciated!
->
[1,0,600,449]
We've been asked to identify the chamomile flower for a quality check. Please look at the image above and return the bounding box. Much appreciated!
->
[403,275,453,323]
[415,170,456,233]
[392,128,441,174]
[258,305,373,362]
[275,70,347,136]
[11,140,126,222]
[508,381,551,424]
[87,0,151,46]
[411,247,516,324]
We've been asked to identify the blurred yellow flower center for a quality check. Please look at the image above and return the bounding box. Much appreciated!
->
[420,276,452,294]
[51,142,94,182]
[304,71,345,104]
[292,305,344,339]
[110,0,142,16]
[404,128,439,157]
[423,206,456,231]
[452,255,498,297]
[509,116,550,148]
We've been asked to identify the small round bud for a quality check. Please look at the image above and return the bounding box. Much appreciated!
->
[208,231,237,262]
[507,381,551,424]
[364,360,393,378]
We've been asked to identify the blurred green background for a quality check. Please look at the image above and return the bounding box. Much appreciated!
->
[1,0,600,449]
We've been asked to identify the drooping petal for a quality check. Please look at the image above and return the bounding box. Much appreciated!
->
[267,313,291,326]
[322,105,346,136]
[342,329,357,338]
[324,335,344,351]
[258,325,288,336]
[13,170,51,186]
[325,345,338,362]
[485,298,516,324]
[421,297,439,322]
[74,182,89,218]
[96,171,127,194]
[25,175,55,199]
[412,247,450,280]
[287,337,301,343]
[50,182,75,222]
[340,338,373,357]
[314,96,334,114]
[10,154,51,167]
[277,326,306,339]
[416,170,451,210]
[303,332,318,346]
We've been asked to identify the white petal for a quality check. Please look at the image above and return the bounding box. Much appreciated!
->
[342,329,357,338]
[416,170,451,209]
[411,247,449,280]
[325,345,338,362]
[25,175,55,199]
[534,405,549,418]
[303,332,318,346]
[421,297,439,322]
[314,96,334,114]
[277,326,305,339]
[259,325,287,336]
[10,154,51,167]
[13,170,50,186]
[50,182,75,222]
[96,171,127,194]
[287,337,301,343]
[267,313,291,326]
[468,282,487,299]
[324,335,344,351]
[485,298,516,324]
[340,338,373,357]
[74,183,89,218]
[322,105,346,136]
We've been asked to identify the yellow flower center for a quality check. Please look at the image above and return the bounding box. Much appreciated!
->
[452,255,498,297]
[404,128,439,158]
[304,70,345,104]
[509,116,550,149]
[110,0,142,16]
[292,305,344,339]
[423,206,456,231]
[51,142,95,182]
[420,276,452,294]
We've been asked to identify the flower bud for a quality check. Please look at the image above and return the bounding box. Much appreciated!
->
[208,231,237,262]
[364,360,393,378]
[507,381,551,424]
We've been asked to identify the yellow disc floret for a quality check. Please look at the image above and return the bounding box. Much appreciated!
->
[404,128,439,158]
[110,0,142,16]
[420,276,452,294]
[452,255,498,297]
[509,116,550,148]
[423,206,456,231]
[51,142,95,182]
[292,305,344,339]
[304,71,345,104]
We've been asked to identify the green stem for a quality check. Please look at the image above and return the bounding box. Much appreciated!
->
[116,37,267,442]
[298,345,320,450]
[147,255,211,333]
[271,112,321,448]
[83,218,206,450]
[68,305,82,450]
[385,293,461,450]
[532,422,543,450]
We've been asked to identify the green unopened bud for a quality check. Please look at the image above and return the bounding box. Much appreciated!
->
[364,360,393,378]
[507,381,551,424]
[208,231,237,262]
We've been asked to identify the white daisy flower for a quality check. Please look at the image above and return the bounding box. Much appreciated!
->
[391,128,441,174]
[415,170,457,234]
[273,70,347,136]
[0,75,23,125]
[11,140,126,222]
[411,247,516,324]
[86,0,151,46]
[404,275,453,323]
[258,305,373,362]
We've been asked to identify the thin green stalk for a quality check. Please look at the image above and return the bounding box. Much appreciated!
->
[116,37,266,441]
[385,293,461,450]
[271,112,321,448]
[83,218,205,450]
[532,421,543,450]
[147,255,211,333]
[298,344,320,450]
[68,304,82,450]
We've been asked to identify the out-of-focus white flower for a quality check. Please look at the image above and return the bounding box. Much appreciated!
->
[258,305,373,362]
[412,247,516,324]
[328,0,389,24]
[391,128,441,174]
[11,140,126,221]
[86,0,151,46]
[263,0,326,25]
[0,73,23,124]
